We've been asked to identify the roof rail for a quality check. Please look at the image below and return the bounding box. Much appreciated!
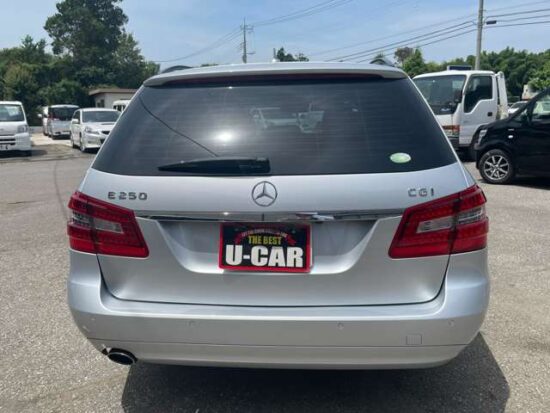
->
[369,57,395,67]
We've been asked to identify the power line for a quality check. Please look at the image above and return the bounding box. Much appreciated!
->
[486,7,550,19]
[488,19,550,28]
[485,0,549,13]
[327,21,475,61]
[310,12,477,57]
[252,0,353,27]
[353,18,550,63]
[153,0,356,63]
[356,28,478,62]
[153,28,241,63]
[494,13,550,23]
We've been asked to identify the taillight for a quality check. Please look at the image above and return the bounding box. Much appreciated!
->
[443,125,460,136]
[389,185,488,259]
[67,191,149,258]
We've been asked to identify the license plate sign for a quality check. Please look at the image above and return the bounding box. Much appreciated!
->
[219,224,311,273]
[0,145,9,150]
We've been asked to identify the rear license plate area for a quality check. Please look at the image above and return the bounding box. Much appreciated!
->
[219,224,311,272]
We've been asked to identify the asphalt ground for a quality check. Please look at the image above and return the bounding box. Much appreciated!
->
[0,139,549,412]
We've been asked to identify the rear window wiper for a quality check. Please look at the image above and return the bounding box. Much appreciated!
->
[157,157,271,175]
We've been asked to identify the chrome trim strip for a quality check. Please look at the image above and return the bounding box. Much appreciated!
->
[135,210,403,222]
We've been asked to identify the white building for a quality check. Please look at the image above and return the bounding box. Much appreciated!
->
[89,88,137,109]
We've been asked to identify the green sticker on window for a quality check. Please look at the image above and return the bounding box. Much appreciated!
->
[390,153,411,164]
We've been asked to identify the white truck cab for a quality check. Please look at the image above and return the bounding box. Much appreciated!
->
[414,68,508,157]
[0,101,32,156]
[112,99,131,112]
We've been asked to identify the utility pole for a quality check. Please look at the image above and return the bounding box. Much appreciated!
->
[241,19,254,63]
[475,0,484,70]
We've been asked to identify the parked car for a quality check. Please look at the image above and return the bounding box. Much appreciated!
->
[39,104,79,138]
[414,69,508,159]
[475,88,550,184]
[113,99,131,112]
[0,101,32,156]
[70,108,120,152]
[507,100,527,116]
[68,62,490,369]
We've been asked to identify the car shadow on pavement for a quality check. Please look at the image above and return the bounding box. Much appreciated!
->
[0,149,46,159]
[120,334,509,412]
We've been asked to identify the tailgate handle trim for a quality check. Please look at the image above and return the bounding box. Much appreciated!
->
[135,210,402,222]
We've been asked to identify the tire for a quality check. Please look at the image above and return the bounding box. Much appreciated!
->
[479,149,515,184]
[70,134,77,149]
[79,135,87,153]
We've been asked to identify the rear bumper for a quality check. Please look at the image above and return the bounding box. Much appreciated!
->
[51,130,71,137]
[446,135,459,149]
[68,250,489,369]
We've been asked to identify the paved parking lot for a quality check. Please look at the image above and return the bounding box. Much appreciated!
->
[0,143,549,412]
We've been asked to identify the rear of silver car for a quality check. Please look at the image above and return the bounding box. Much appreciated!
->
[49,105,78,137]
[67,63,489,368]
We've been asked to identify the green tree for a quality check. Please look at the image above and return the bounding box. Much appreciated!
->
[402,49,427,78]
[394,47,414,66]
[109,33,159,87]
[276,47,309,62]
[530,59,550,91]
[44,0,128,85]
[39,79,89,107]
[2,63,42,123]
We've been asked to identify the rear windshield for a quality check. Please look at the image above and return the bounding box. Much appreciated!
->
[93,77,455,176]
[50,106,77,120]
[0,104,25,122]
[83,111,120,123]
[414,75,466,115]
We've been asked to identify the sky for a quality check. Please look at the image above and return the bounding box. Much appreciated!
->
[1,0,549,68]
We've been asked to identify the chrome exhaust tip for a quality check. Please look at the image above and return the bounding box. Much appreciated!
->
[106,349,137,365]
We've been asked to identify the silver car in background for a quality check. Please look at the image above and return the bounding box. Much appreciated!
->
[44,104,79,138]
[68,63,490,369]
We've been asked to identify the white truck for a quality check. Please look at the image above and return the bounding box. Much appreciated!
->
[414,68,508,158]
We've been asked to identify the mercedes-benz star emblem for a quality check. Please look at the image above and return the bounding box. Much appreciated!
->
[251,181,278,207]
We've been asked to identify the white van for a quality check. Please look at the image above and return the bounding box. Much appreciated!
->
[112,99,131,112]
[414,69,508,158]
[0,101,32,156]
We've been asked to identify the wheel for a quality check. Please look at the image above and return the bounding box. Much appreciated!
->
[479,149,515,184]
[70,133,77,149]
[79,135,87,153]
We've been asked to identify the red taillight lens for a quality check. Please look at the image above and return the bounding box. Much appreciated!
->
[443,125,460,136]
[389,185,488,259]
[67,191,149,258]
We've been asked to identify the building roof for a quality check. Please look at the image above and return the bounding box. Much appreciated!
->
[80,107,121,112]
[88,88,138,96]
[144,62,406,87]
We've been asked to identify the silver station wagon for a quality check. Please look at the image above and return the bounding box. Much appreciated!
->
[67,62,490,369]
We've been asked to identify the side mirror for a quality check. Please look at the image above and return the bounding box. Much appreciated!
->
[37,113,43,119]
[71,119,80,124]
